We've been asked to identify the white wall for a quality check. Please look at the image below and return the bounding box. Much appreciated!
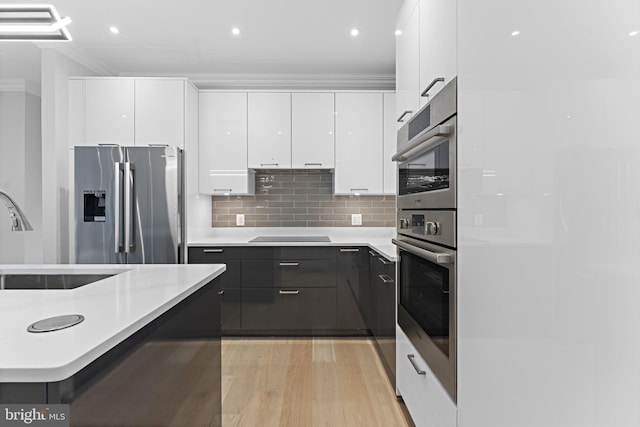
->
[40,49,98,263]
[457,0,640,426]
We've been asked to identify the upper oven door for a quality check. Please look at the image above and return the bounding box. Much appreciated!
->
[395,115,457,210]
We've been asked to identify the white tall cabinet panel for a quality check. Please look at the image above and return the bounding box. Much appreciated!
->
[134,79,185,147]
[395,0,420,128]
[68,79,84,147]
[383,93,397,194]
[199,92,254,195]
[291,92,335,168]
[84,79,134,145]
[418,0,457,108]
[334,93,383,195]
[248,93,292,169]
[454,0,640,426]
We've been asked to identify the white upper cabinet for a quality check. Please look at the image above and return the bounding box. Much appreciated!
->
[291,93,335,169]
[248,93,292,169]
[71,78,189,148]
[135,79,185,147]
[383,93,397,194]
[419,0,457,107]
[395,0,421,128]
[85,79,135,146]
[199,92,254,195]
[334,93,384,195]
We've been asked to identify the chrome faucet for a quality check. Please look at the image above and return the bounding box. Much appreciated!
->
[0,190,33,231]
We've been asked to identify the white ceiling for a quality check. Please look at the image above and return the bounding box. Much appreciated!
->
[38,0,404,88]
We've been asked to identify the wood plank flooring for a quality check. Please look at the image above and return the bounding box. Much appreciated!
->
[222,337,413,427]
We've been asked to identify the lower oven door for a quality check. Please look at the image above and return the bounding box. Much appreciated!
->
[393,237,457,402]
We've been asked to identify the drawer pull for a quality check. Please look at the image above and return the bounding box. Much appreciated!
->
[260,163,279,167]
[217,290,225,295]
[212,188,232,192]
[279,262,299,267]
[407,354,426,375]
[378,274,394,284]
[368,250,377,257]
[304,163,323,166]
[203,249,224,253]
[378,257,393,265]
[279,289,300,295]
[339,248,360,253]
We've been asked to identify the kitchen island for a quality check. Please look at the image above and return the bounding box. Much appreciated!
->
[0,264,225,427]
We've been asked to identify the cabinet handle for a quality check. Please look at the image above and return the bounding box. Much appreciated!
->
[279,262,299,267]
[378,274,394,284]
[368,250,377,257]
[407,354,426,375]
[279,289,300,295]
[203,249,224,253]
[98,143,120,146]
[304,163,323,166]
[420,77,445,97]
[392,125,453,162]
[350,188,368,192]
[213,188,232,192]
[396,110,413,123]
[378,257,393,265]
[260,163,279,167]
[218,290,225,295]
[147,143,170,147]
[339,248,360,253]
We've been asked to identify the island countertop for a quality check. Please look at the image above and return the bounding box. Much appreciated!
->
[0,263,225,383]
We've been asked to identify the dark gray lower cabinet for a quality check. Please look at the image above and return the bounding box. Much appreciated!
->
[370,250,396,385]
[219,288,241,330]
[242,288,337,330]
[336,247,368,332]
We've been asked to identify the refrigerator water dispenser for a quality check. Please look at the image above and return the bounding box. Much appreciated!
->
[83,191,106,222]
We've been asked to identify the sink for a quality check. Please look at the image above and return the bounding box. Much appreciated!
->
[0,274,115,290]
[249,235,331,243]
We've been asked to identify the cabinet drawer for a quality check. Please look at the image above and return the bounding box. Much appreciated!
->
[242,246,335,260]
[396,325,456,427]
[241,288,336,330]
[188,247,243,262]
[242,260,336,288]
[218,288,241,331]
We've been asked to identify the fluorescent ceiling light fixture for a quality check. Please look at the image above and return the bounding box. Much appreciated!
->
[109,26,119,34]
[511,30,520,36]
[0,4,72,41]
[350,28,359,37]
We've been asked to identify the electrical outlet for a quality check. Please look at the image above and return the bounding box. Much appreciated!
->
[351,214,362,226]
[236,214,245,226]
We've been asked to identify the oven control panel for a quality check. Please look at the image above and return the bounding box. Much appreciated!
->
[397,210,456,248]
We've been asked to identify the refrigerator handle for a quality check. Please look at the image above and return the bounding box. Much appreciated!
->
[124,162,135,254]
[114,162,123,253]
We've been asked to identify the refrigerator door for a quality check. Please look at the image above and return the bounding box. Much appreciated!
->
[75,146,126,264]
[124,146,182,264]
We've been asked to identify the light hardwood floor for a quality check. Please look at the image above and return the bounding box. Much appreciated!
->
[222,337,413,427]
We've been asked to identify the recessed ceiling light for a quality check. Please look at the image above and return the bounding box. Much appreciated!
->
[109,26,119,34]
[231,27,240,36]
[395,30,402,36]
[350,28,359,37]
[630,30,639,37]
[511,30,520,36]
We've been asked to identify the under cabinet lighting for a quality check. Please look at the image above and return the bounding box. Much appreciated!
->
[0,4,72,41]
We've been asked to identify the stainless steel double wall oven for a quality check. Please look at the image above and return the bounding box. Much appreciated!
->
[393,78,457,402]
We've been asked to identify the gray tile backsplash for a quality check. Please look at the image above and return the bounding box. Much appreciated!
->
[211,171,396,227]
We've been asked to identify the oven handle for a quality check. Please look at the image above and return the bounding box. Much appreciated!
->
[392,238,453,264]
[392,124,452,162]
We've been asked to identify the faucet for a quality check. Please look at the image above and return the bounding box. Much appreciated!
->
[0,190,33,231]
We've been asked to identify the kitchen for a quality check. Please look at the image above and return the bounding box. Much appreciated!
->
[0,0,639,426]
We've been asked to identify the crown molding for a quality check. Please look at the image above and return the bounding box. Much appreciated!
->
[120,72,396,91]
[37,44,117,76]
[0,79,41,97]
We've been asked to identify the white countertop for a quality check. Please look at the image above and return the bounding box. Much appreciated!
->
[0,263,225,383]
[188,227,398,261]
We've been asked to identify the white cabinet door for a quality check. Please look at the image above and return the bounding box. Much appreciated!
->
[248,93,291,169]
[199,92,254,195]
[396,325,457,427]
[395,0,421,129]
[68,79,85,147]
[383,93,397,195]
[419,0,457,108]
[334,93,383,195]
[291,92,335,168]
[134,79,185,147]
[85,79,134,145]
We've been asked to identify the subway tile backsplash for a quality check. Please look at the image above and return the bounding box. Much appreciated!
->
[211,170,396,227]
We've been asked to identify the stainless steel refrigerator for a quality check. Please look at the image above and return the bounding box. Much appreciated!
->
[75,146,184,264]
